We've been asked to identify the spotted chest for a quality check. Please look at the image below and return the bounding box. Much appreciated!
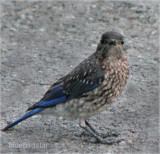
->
[101,57,130,102]
[80,57,129,112]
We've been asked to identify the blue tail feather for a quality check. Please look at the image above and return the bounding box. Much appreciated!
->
[2,108,44,131]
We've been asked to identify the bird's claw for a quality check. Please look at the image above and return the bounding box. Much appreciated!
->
[96,137,124,145]
[99,131,120,138]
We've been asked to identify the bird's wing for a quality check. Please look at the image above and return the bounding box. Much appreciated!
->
[27,60,105,110]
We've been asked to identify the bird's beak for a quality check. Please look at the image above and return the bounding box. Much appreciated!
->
[116,43,122,49]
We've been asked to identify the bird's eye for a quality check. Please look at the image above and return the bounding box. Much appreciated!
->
[121,41,124,45]
[100,38,105,44]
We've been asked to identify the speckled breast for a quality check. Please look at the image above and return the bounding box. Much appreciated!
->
[100,57,130,104]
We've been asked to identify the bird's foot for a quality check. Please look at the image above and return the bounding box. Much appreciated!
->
[80,130,119,138]
[84,120,119,138]
[98,131,120,138]
[95,137,124,144]
[79,119,123,145]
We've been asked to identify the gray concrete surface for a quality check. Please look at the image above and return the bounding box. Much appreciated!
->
[1,1,159,153]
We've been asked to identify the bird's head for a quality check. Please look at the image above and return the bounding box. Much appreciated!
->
[96,31,127,61]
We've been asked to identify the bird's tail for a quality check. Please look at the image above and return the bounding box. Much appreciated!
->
[2,108,44,131]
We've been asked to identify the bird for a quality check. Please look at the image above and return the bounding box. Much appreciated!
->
[2,31,130,144]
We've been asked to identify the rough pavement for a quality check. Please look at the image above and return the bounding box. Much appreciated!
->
[1,1,159,153]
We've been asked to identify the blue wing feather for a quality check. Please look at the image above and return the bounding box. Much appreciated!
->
[36,96,66,107]
[27,59,105,110]
[27,82,67,110]
[28,79,101,110]
[2,108,44,131]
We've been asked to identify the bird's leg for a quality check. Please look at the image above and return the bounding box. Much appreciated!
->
[79,119,123,144]
[85,120,119,138]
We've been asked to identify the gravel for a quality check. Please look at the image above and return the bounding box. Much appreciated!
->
[1,1,159,153]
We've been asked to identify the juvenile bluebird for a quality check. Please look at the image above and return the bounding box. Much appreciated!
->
[2,31,130,144]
